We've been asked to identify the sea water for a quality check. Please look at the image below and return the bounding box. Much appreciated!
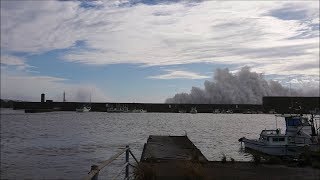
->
[0,108,285,179]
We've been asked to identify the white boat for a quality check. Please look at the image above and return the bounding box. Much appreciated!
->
[131,109,147,113]
[107,106,129,113]
[76,93,92,113]
[213,109,220,114]
[190,107,197,114]
[76,106,91,112]
[239,114,320,156]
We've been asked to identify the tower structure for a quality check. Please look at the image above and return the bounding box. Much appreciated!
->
[63,91,66,102]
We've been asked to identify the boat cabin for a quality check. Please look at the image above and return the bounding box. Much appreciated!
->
[282,115,312,137]
[259,130,288,145]
[285,116,309,126]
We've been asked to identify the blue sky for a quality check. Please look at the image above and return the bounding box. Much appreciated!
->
[1,0,319,102]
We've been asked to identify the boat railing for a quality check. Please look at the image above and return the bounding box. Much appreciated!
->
[261,129,280,135]
[83,145,139,180]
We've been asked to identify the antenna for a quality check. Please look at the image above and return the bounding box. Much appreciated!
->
[289,76,291,96]
[275,115,278,129]
[289,76,294,114]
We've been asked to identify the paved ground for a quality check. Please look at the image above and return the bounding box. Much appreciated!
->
[136,161,320,180]
[137,135,319,180]
[140,135,207,162]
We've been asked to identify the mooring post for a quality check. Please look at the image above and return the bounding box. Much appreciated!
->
[90,165,99,180]
[125,145,129,179]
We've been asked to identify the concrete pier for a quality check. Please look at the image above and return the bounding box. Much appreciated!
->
[141,135,207,162]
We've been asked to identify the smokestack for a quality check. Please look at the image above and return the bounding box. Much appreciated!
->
[63,91,66,102]
[41,93,45,103]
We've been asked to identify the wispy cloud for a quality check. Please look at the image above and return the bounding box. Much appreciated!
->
[148,69,210,79]
[0,54,32,70]
[1,1,318,77]
[1,0,319,103]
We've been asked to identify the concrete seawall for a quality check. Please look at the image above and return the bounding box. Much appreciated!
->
[12,101,263,113]
[11,96,320,113]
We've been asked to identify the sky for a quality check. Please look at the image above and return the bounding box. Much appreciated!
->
[1,0,319,103]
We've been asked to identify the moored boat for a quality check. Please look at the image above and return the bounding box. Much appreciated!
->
[107,106,129,113]
[190,107,197,114]
[213,109,220,114]
[76,106,91,112]
[131,109,147,113]
[239,114,320,156]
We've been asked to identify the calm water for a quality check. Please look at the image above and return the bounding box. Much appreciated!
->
[0,108,286,179]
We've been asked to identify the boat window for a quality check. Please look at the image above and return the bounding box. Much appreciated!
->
[278,138,285,141]
[273,138,279,142]
[286,117,302,126]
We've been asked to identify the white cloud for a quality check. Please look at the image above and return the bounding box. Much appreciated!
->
[0,72,109,102]
[0,54,31,70]
[1,1,82,53]
[148,69,210,79]
[1,0,319,77]
[1,54,24,66]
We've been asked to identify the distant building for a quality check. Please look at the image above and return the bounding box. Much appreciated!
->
[63,91,66,102]
[46,100,53,103]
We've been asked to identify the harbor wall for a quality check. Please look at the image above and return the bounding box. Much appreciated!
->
[12,101,262,113]
[8,96,320,113]
[263,96,320,114]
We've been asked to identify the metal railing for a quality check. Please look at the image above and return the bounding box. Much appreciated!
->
[83,145,139,180]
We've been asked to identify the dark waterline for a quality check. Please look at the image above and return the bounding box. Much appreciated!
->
[0,108,285,179]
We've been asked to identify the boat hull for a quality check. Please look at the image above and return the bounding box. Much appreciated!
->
[76,108,91,112]
[241,138,304,156]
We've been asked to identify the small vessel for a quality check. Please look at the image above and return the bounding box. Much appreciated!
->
[76,93,92,113]
[242,109,252,114]
[131,109,147,113]
[76,106,91,112]
[190,107,197,114]
[213,109,220,114]
[239,114,320,156]
[107,106,129,113]
[269,109,277,114]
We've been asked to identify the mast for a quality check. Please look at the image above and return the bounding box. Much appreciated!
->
[289,76,294,114]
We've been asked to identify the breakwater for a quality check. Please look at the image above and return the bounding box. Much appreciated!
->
[12,101,262,113]
[9,96,319,113]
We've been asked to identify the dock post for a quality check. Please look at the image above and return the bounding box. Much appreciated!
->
[90,165,99,180]
[125,145,129,179]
